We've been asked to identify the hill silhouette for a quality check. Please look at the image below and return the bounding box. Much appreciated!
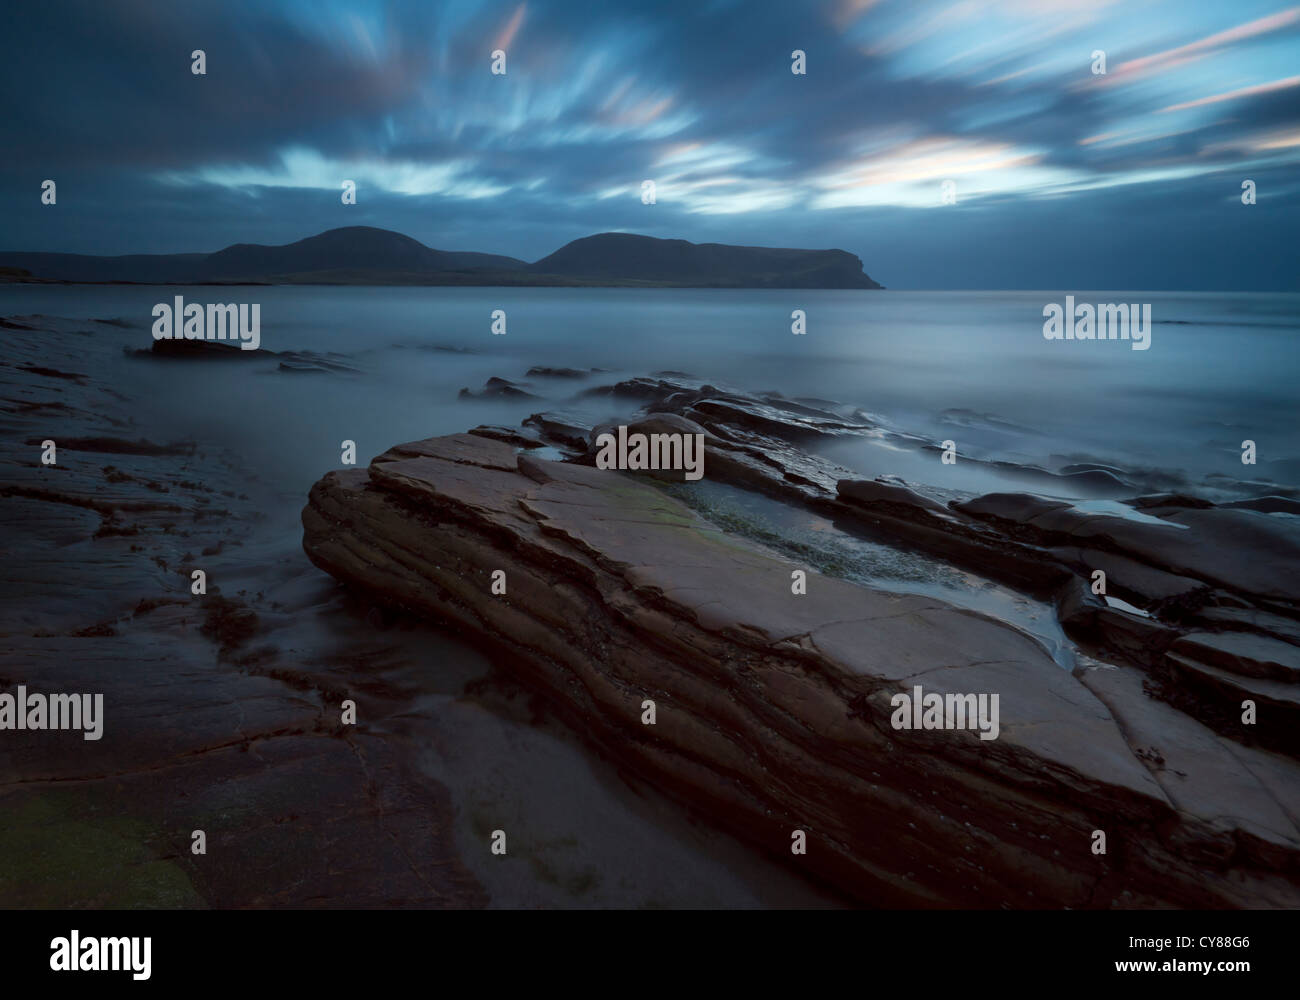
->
[0,226,882,288]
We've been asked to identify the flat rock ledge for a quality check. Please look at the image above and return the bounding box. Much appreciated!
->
[303,432,1300,908]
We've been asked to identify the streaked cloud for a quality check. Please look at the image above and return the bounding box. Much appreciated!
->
[1,0,1296,289]
[1160,74,1300,112]
[1102,7,1300,86]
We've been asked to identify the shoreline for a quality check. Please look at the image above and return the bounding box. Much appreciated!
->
[0,313,846,908]
[2,308,1298,908]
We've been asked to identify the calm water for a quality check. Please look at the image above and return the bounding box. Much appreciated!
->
[4,285,1297,499]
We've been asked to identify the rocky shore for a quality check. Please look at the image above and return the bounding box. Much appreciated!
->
[5,309,1298,909]
[302,374,1300,907]
[0,314,484,907]
[2,314,841,909]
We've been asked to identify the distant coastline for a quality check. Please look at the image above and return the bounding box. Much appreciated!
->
[0,227,884,290]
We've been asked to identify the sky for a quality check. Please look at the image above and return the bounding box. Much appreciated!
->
[2,0,1298,289]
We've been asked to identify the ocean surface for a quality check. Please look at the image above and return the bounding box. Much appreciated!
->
[5,285,1295,502]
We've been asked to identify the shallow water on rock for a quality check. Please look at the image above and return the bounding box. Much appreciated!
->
[665,479,1076,669]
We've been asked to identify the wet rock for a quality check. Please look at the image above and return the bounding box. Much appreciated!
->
[522,411,593,450]
[1170,632,1300,683]
[1165,652,1300,742]
[578,414,717,483]
[458,376,540,401]
[686,396,869,441]
[759,393,852,421]
[956,492,1072,523]
[1055,576,1179,664]
[128,339,254,360]
[21,436,195,457]
[836,478,952,518]
[579,377,680,402]
[301,431,1300,908]
[1196,606,1300,647]
[958,493,1300,605]
[1048,547,1205,607]
[468,424,547,449]
[1077,663,1300,879]
[525,366,602,379]
[1130,493,1216,510]
[1221,496,1300,515]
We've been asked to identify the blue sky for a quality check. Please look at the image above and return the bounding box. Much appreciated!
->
[2,0,1298,288]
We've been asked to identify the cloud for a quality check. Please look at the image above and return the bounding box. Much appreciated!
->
[494,3,528,51]
[1,0,1296,289]
[1160,75,1300,113]
[1102,7,1300,87]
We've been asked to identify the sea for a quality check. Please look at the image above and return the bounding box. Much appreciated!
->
[5,285,1295,499]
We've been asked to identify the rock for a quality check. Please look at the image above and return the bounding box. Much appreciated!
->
[579,377,677,402]
[1048,547,1205,607]
[468,424,547,449]
[1077,663,1300,879]
[1196,607,1300,647]
[958,494,1300,605]
[577,414,717,483]
[1221,496,1300,516]
[1170,632,1300,683]
[836,478,952,518]
[129,339,254,360]
[301,431,1300,908]
[956,492,1072,523]
[522,411,593,450]
[525,366,600,379]
[1056,576,1105,633]
[588,411,712,444]
[687,396,869,440]
[458,376,540,400]
[1055,577,1179,664]
[1166,653,1300,743]
[759,393,852,421]
[21,436,194,457]
[1130,494,1216,510]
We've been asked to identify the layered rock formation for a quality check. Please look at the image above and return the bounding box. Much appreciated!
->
[302,398,1300,907]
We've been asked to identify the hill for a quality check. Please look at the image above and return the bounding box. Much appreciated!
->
[0,226,882,289]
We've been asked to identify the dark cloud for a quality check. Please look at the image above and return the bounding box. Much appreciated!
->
[2,0,1297,289]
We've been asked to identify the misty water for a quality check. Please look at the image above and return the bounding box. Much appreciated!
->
[9,284,1297,639]
[9,285,1297,497]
